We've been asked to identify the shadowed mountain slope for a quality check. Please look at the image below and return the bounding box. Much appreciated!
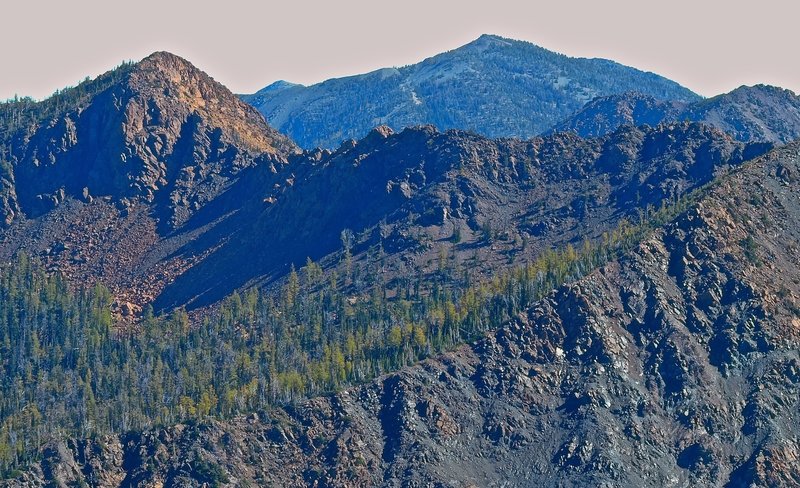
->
[152,122,767,311]
[9,138,800,488]
[0,63,767,315]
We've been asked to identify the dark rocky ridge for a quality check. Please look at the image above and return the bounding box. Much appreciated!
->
[0,59,768,314]
[0,54,772,318]
[152,122,768,311]
[547,92,687,139]
[7,139,800,488]
[0,52,301,312]
[242,34,699,149]
[549,85,800,143]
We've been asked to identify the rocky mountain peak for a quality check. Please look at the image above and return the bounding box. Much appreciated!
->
[254,79,301,94]
[126,51,296,155]
[465,33,516,49]
[137,50,194,71]
[0,53,298,230]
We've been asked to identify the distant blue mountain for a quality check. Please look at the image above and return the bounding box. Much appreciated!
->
[242,34,700,149]
[549,85,800,143]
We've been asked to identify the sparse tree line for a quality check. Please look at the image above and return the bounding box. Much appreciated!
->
[0,188,701,475]
[0,61,135,142]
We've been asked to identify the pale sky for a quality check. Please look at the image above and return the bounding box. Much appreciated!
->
[1,0,798,101]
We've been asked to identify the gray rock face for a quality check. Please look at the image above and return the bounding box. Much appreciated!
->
[242,34,700,149]
[7,142,800,488]
[550,85,800,143]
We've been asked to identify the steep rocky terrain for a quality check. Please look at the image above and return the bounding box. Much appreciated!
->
[152,122,768,311]
[0,52,296,229]
[8,135,800,488]
[0,52,298,313]
[242,34,699,149]
[0,58,768,315]
[550,85,800,143]
[681,85,800,143]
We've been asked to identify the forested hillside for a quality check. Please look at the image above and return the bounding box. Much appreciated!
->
[0,190,697,473]
[243,34,699,149]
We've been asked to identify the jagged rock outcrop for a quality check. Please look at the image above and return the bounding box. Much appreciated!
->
[8,139,800,488]
[242,34,699,149]
[0,52,299,313]
[1,65,767,315]
[0,51,297,229]
[153,122,769,310]
[550,85,800,143]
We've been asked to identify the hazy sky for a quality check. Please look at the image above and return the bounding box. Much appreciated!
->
[2,0,798,101]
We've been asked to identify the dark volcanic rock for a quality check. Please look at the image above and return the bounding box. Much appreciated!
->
[153,122,769,310]
[8,141,800,488]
